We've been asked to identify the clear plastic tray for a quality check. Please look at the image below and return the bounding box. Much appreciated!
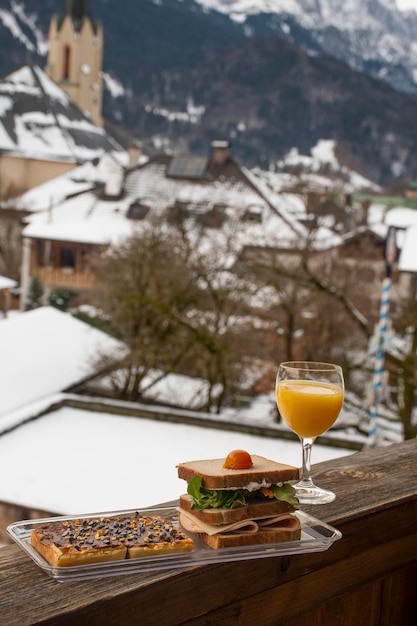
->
[7,506,342,582]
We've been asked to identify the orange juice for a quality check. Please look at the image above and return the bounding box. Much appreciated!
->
[276,380,343,438]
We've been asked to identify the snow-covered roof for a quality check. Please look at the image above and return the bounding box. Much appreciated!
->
[398,224,417,272]
[3,152,128,214]
[0,306,124,418]
[384,206,417,272]
[0,275,17,289]
[0,65,124,163]
[22,190,135,245]
[0,402,352,514]
[385,206,417,229]
[17,150,345,257]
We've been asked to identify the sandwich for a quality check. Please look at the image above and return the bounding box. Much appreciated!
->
[177,450,301,549]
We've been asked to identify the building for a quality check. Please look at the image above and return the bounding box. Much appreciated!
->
[0,65,123,200]
[18,141,323,308]
[45,0,104,127]
[0,1,121,200]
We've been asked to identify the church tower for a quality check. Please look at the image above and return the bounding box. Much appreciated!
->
[46,0,104,126]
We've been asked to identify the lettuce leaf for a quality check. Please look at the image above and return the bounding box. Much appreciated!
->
[271,483,299,509]
[186,476,299,510]
[187,476,246,510]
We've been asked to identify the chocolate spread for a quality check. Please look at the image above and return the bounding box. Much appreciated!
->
[36,513,189,553]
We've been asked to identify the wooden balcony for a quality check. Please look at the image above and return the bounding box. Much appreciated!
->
[34,266,96,290]
[0,439,416,625]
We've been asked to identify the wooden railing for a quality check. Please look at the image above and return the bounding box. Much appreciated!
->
[0,439,416,625]
[34,267,96,290]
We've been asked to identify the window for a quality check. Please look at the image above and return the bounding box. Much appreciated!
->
[60,248,75,269]
[63,45,71,80]
[127,202,150,220]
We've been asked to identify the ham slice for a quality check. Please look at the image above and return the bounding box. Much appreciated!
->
[179,508,299,536]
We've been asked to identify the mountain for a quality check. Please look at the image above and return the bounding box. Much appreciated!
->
[194,0,417,96]
[1,0,417,185]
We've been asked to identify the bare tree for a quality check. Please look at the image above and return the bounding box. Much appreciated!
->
[91,225,199,400]
[90,222,256,412]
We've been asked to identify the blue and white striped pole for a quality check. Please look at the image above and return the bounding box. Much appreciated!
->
[368,277,391,447]
[367,227,397,448]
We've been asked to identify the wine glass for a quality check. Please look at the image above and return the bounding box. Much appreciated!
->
[275,361,344,504]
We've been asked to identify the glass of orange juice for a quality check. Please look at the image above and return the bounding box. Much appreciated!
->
[276,361,344,504]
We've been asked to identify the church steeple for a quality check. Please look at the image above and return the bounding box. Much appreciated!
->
[65,0,92,21]
[45,0,103,126]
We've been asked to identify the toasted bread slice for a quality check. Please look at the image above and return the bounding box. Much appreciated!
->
[179,493,295,525]
[30,513,194,567]
[127,539,194,559]
[177,455,299,490]
[30,529,127,567]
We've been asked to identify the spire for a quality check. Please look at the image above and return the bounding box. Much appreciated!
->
[64,0,92,21]
[57,1,98,34]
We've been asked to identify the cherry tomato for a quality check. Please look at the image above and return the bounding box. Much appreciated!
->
[223,450,253,470]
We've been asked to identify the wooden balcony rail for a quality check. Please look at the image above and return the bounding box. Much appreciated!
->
[34,267,96,290]
[0,439,416,625]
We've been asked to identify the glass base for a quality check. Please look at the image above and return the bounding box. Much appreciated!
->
[294,480,336,505]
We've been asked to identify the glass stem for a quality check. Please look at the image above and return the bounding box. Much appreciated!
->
[299,437,316,485]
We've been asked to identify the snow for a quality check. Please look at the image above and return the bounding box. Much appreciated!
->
[195,1,301,22]
[10,1,49,56]
[7,65,68,107]
[271,140,380,195]
[8,153,128,214]
[0,65,125,163]
[396,1,417,11]
[0,7,36,52]
[18,154,324,254]
[0,2,48,55]
[0,275,17,289]
[194,1,416,24]
[385,206,417,228]
[194,1,417,96]
[385,207,417,272]
[22,191,134,245]
[398,225,417,271]
[197,0,417,18]
[102,72,125,98]
[0,307,124,418]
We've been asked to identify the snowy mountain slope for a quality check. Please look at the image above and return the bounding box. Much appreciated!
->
[194,0,417,94]
[0,0,48,55]
[1,0,417,95]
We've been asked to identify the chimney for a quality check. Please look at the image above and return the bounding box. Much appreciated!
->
[128,142,143,169]
[104,162,124,197]
[211,140,231,166]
